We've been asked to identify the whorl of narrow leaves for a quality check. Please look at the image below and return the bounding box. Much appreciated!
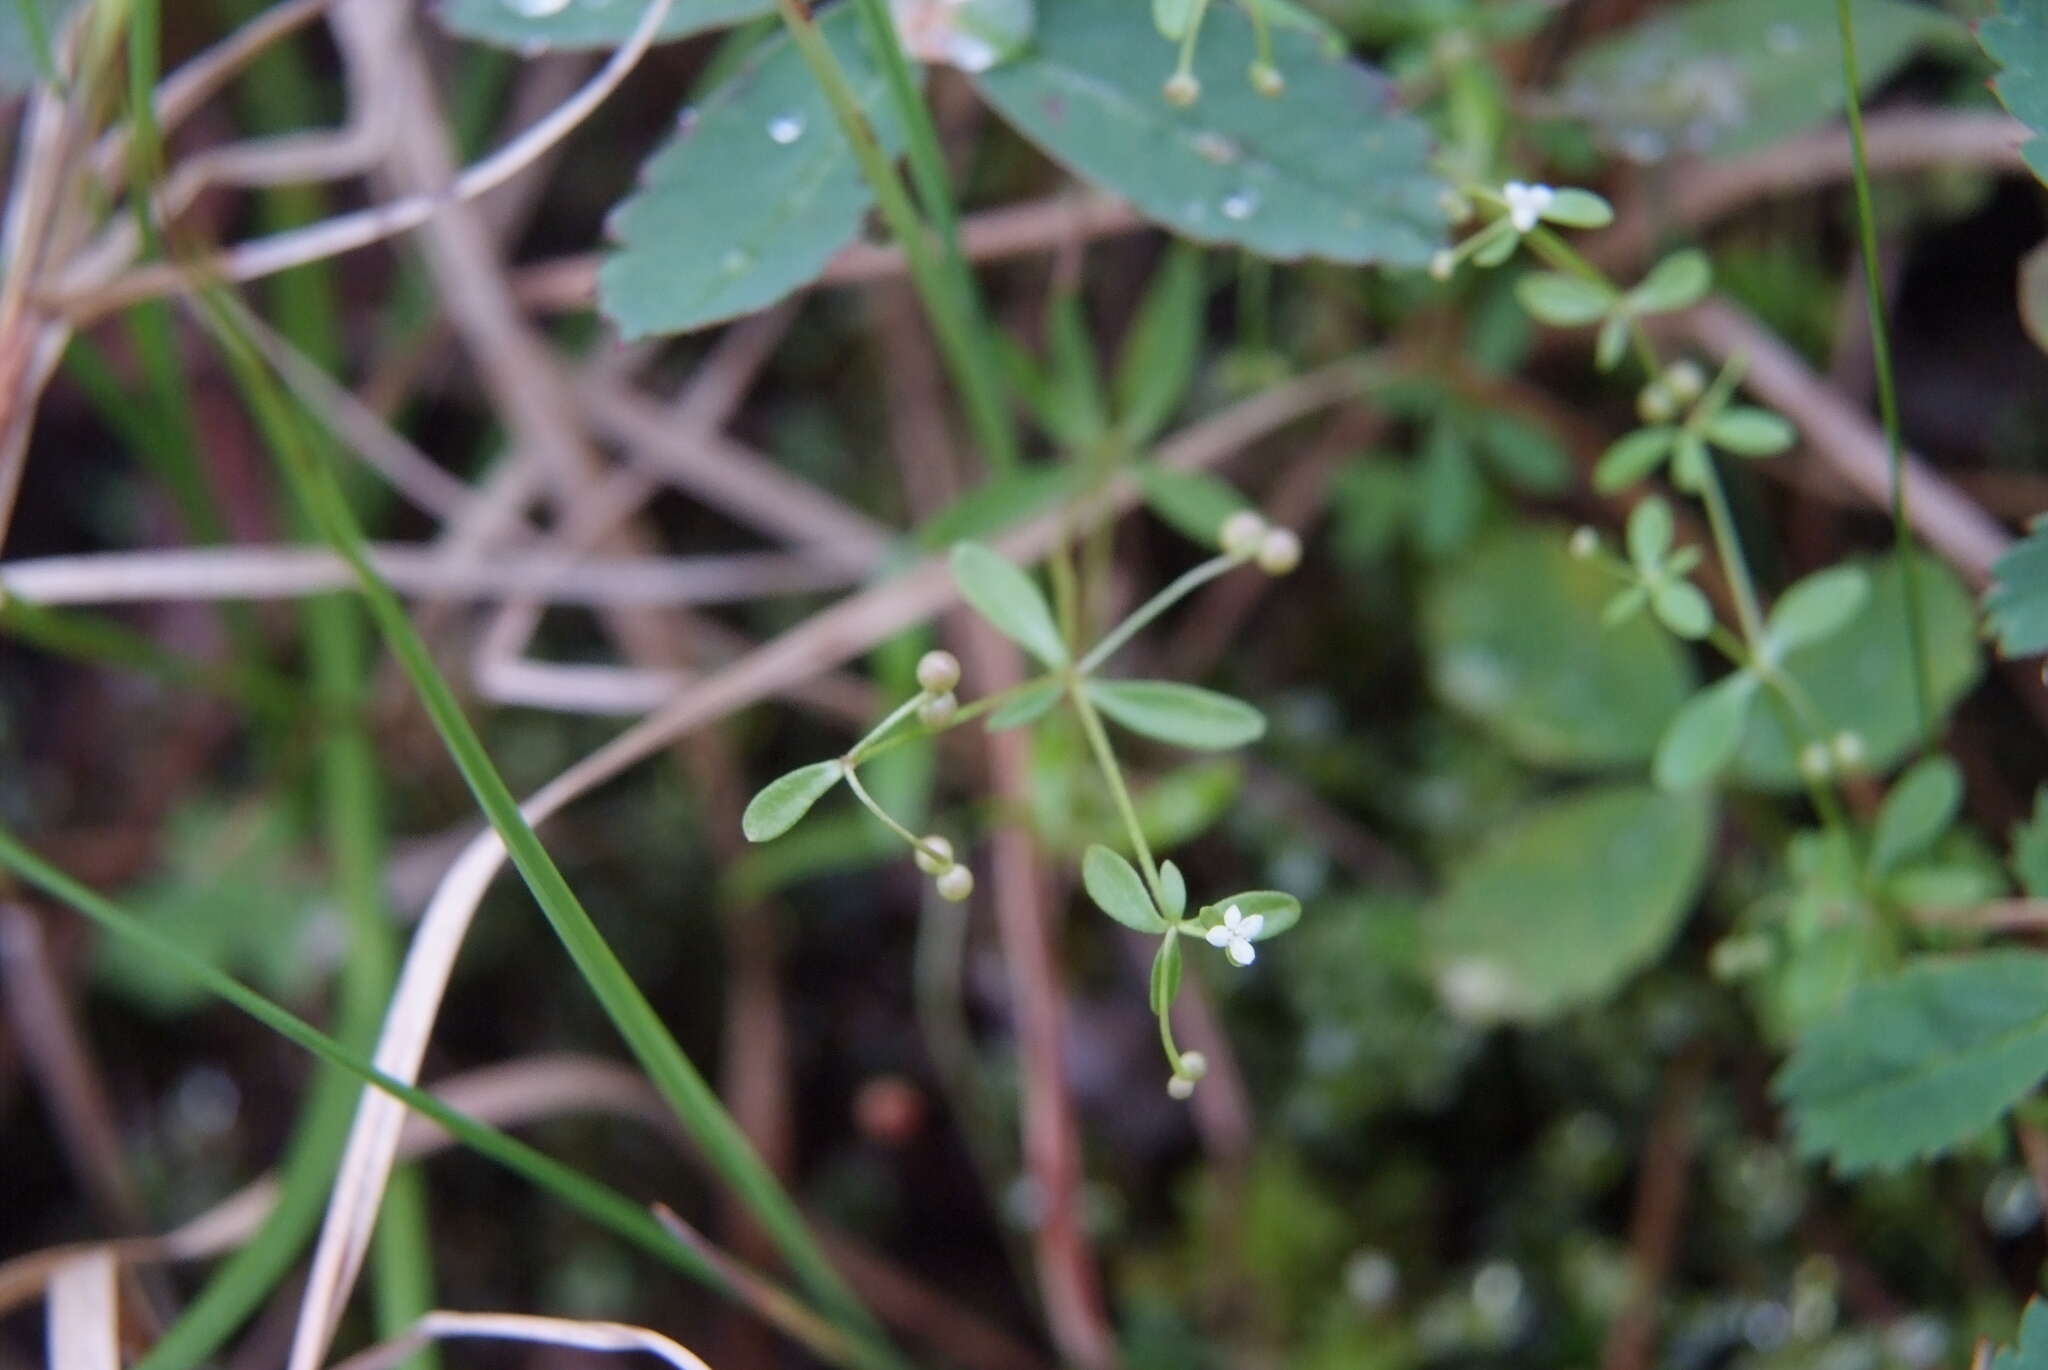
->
[1084,844,1167,932]
[949,543,1070,667]
[742,761,844,842]
[1987,518,2048,660]
[1774,950,2048,1173]
[1086,680,1266,750]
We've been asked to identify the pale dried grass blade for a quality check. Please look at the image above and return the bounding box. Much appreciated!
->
[327,1311,716,1370]
[45,1249,118,1370]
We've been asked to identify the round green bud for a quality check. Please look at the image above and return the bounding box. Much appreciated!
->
[916,649,961,695]
[1428,249,1457,282]
[1162,71,1200,107]
[917,691,959,729]
[1663,360,1707,405]
[1248,61,1284,97]
[1167,1075,1196,1100]
[1798,742,1833,783]
[1569,526,1600,560]
[914,834,954,876]
[1220,510,1268,559]
[936,864,975,902]
[1256,527,1302,576]
[1637,382,1678,426]
[1178,1050,1208,1081]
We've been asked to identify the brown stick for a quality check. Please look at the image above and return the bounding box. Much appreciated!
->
[1600,1044,1710,1370]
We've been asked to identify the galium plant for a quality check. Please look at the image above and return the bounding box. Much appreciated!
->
[744,517,1306,1096]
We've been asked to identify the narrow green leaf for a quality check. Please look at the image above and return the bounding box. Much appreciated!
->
[1651,580,1713,639]
[1470,411,1572,495]
[985,678,1064,730]
[437,0,769,49]
[1542,188,1615,228]
[1765,564,1870,656]
[1706,406,1796,456]
[1084,843,1168,932]
[742,761,845,842]
[1135,464,1250,548]
[1087,679,1266,750]
[1626,249,1712,314]
[1159,858,1188,918]
[1115,246,1205,444]
[1653,672,1759,791]
[1594,426,1674,492]
[598,7,905,337]
[1200,889,1301,939]
[1869,755,1964,877]
[1515,272,1614,326]
[972,0,1444,266]
[1594,313,1629,371]
[1149,930,1184,1014]
[1775,950,2048,1173]
[1626,496,1674,567]
[1043,290,1110,445]
[949,542,1069,666]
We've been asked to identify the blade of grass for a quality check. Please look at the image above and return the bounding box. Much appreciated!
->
[191,287,891,1352]
[0,596,298,718]
[0,827,899,1370]
[1835,0,1932,738]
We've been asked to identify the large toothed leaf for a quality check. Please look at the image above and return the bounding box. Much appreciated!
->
[1985,0,2048,186]
[742,761,844,842]
[1426,785,1712,1024]
[971,0,1443,266]
[1556,0,1957,163]
[1087,680,1266,750]
[1733,552,1980,790]
[435,0,769,50]
[1987,518,2048,660]
[1775,950,2048,1174]
[1423,527,1695,769]
[598,6,904,338]
[1084,844,1168,933]
[1992,1299,2048,1370]
[949,542,1069,666]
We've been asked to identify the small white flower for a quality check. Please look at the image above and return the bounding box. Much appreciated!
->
[1502,181,1555,234]
[1205,904,1265,967]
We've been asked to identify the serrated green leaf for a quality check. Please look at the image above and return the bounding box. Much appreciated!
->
[1427,785,1712,1023]
[1515,272,1614,326]
[1992,1299,2048,1370]
[1765,564,1869,656]
[1654,671,1759,791]
[1706,406,1796,456]
[1159,858,1188,918]
[1775,950,2048,1173]
[1557,0,1956,162]
[2013,788,2048,898]
[1135,464,1248,548]
[1869,755,1963,878]
[1595,427,1674,492]
[1987,518,2048,659]
[1735,553,1981,790]
[741,760,844,842]
[1115,246,1206,444]
[972,0,1444,265]
[1627,249,1713,313]
[1149,929,1184,1013]
[1200,889,1301,940]
[1084,843,1168,932]
[1423,527,1696,768]
[950,542,1069,666]
[1984,0,2048,186]
[436,0,769,50]
[986,678,1064,730]
[597,7,904,337]
[1087,679,1266,750]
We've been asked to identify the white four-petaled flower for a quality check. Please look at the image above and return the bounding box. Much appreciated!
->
[1503,181,1555,234]
[1205,905,1264,967]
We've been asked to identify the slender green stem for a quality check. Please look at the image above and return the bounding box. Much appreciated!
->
[844,765,936,858]
[851,674,1060,764]
[1834,0,1930,744]
[0,830,898,1370]
[847,691,930,762]
[1173,0,1213,79]
[1078,554,1241,674]
[1694,460,1768,651]
[194,291,892,1354]
[773,0,1018,474]
[1068,675,1167,906]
